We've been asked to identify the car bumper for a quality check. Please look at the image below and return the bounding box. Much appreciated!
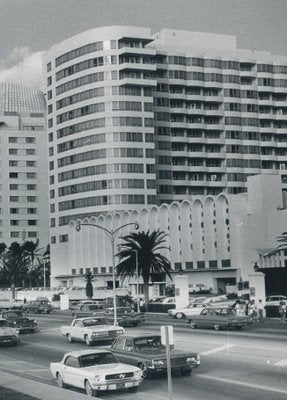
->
[92,378,142,391]
[0,336,20,345]
[149,361,200,372]
[17,326,37,333]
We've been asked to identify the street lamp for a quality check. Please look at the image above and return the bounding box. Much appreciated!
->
[43,254,50,292]
[131,249,140,313]
[76,220,139,325]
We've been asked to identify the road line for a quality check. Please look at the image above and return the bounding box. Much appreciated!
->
[20,368,50,372]
[200,344,235,355]
[274,358,287,367]
[196,374,287,395]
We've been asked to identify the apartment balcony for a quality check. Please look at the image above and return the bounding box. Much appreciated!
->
[172,165,208,172]
[186,94,205,102]
[118,62,156,72]
[258,85,274,93]
[207,180,227,187]
[204,95,224,103]
[260,140,275,147]
[204,109,224,117]
[258,99,274,107]
[240,70,257,78]
[275,141,287,148]
[169,93,187,100]
[260,154,276,161]
[206,151,226,158]
[206,166,226,173]
[259,112,274,119]
[204,81,223,89]
[273,114,287,121]
[118,78,156,87]
[172,150,206,158]
[274,127,287,134]
[205,123,225,130]
[260,126,276,133]
[118,47,156,56]
[171,136,206,144]
[206,137,225,145]
[277,155,287,162]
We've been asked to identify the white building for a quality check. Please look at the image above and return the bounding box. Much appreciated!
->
[0,83,49,247]
[43,26,287,291]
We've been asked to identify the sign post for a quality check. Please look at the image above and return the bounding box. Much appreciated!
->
[161,326,173,400]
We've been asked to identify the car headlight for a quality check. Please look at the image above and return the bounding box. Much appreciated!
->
[152,359,165,366]
[187,355,200,362]
[93,375,101,383]
[134,370,143,378]
[15,329,20,334]
[116,329,124,334]
[33,321,37,324]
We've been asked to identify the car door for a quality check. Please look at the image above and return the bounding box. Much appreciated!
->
[111,336,126,360]
[119,339,138,365]
[71,320,84,340]
[62,356,82,387]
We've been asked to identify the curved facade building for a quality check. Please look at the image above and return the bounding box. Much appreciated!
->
[44,26,287,286]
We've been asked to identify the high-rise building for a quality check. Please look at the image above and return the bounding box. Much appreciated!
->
[0,82,49,246]
[44,26,287,285]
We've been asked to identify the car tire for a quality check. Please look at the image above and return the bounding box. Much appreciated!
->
[67,334,74,343]
[85,335,92,346]
[85,380,97,397]
[181,367,192,377]
[138,362,148,378]
[57,373,65,388]
[190,320,197,329]
[235,326,242,330]
[213,324,220,331]
[128,386,138,393]
[176,312,184,319]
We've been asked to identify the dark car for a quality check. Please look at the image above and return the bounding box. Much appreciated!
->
[111,333,200,378]
[72,302,104,318]
[0,318,20,345]
[187,306,252,330]
[0,310,37,333]
[104,307,145,327]
[24,300,52,314]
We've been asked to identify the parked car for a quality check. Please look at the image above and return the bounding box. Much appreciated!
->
[111,333,200,378]
[0,318,20,345]
[50,349,143,397]
[0,298,13,310]
[72,302,104,317]
[188,284,212,294]
[104,307,145,327]
[0,310,37,333]
[168,303,206,319]
[61,316,124,346]
[266,295,287,306]
[187,306,252,330]
[24,300,52,314]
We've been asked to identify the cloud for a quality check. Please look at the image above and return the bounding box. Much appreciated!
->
[0,47,44,90]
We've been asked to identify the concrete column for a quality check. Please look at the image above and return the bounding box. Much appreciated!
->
[248,272,266,306]
[174,274,189,308]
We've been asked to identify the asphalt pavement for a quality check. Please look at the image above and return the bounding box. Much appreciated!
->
[0,311,287,400]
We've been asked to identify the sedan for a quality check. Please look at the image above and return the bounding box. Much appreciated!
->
[50,349,143,397]
[111,333,200,378]
[187,306,251,330]
[168,303,206,319]
[104,307,146,327]
[0,310,37,333]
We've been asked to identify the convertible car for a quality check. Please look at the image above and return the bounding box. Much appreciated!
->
[111,333,200,378]
[50,349,143,397]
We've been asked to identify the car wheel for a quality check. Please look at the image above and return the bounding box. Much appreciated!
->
[85,335,92,346]
[128,386,138,393]
[235,326,242,330]
[57,373,65,388]
[181,367,192,377]
[214,324,220,331]
[47,310,51,314]
[190,320,197,329]
[85,380,97,397]
[176,312,184,319]
[138,362,148,378]
[67,333,74,343]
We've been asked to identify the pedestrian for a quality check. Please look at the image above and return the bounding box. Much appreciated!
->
[139,298,145,312]
[245,300,250,316]
[279,301,286,323]
[249,300,258,322]
[257,299,264,322]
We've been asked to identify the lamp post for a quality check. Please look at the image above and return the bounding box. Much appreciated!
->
[76,220,139,325]
[43,254,49,292]
[131,249,140,313]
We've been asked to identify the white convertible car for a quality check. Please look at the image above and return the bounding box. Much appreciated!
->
[50,349,143,397]
[168,303,206,319]
[61,316,124,346]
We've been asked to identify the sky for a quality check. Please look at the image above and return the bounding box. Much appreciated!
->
[0,0,286,89]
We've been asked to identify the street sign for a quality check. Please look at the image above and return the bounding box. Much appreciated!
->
[160,325,174,346]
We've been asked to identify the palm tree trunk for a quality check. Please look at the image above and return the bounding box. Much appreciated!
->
[143,278,149,311]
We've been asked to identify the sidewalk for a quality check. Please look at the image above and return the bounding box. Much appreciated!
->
[0,371,102,400]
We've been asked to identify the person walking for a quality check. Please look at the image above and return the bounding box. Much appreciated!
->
[279,301,286,323]
[257,299,264,322]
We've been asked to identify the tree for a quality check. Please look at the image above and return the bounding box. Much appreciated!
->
[277,232,287,249]
[0,242,28,299]
[23,239,42,286]
[83,271,94,299]
[116,230,172,309]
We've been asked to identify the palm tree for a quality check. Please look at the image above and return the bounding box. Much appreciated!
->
[0,242,28,299]
[277,232,287,249]
[23,239,42,286]
[116,230,172,309]
[83,271,95,299]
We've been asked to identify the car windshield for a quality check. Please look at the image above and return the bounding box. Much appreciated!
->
[134,336,165,352]
[86,305,102,310]
[5,312,23,318]
[82,318,109,327]
[0,320,8,327]
[80,352,118,367]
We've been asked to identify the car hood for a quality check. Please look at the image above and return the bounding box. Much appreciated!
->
[83,363,138,374]
[12,317,35,324]
[0,327,17,335]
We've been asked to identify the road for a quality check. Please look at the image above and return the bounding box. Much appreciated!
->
[1,311,287,400]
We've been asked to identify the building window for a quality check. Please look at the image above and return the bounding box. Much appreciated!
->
[197,261,205,269]
[51,236,56,243]
[209,260,218,269]
[93,267,98,274]
[28,220,37,226]
[59,234,68,242]
[222,259,231,268]
[79,268,83,274]
[71,269,76,275]
[174,262,182,270]
[101,267,106,273]
[185,262,193,270]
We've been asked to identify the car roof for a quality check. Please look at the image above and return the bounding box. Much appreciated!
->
[73,316,107,321]
[64,349,112,358]
[116,333,160,339]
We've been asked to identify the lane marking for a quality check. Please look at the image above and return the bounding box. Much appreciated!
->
[274,358,287,367]
[200,344,235,356]
[20,368,50,372]
[196,373,287,395]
